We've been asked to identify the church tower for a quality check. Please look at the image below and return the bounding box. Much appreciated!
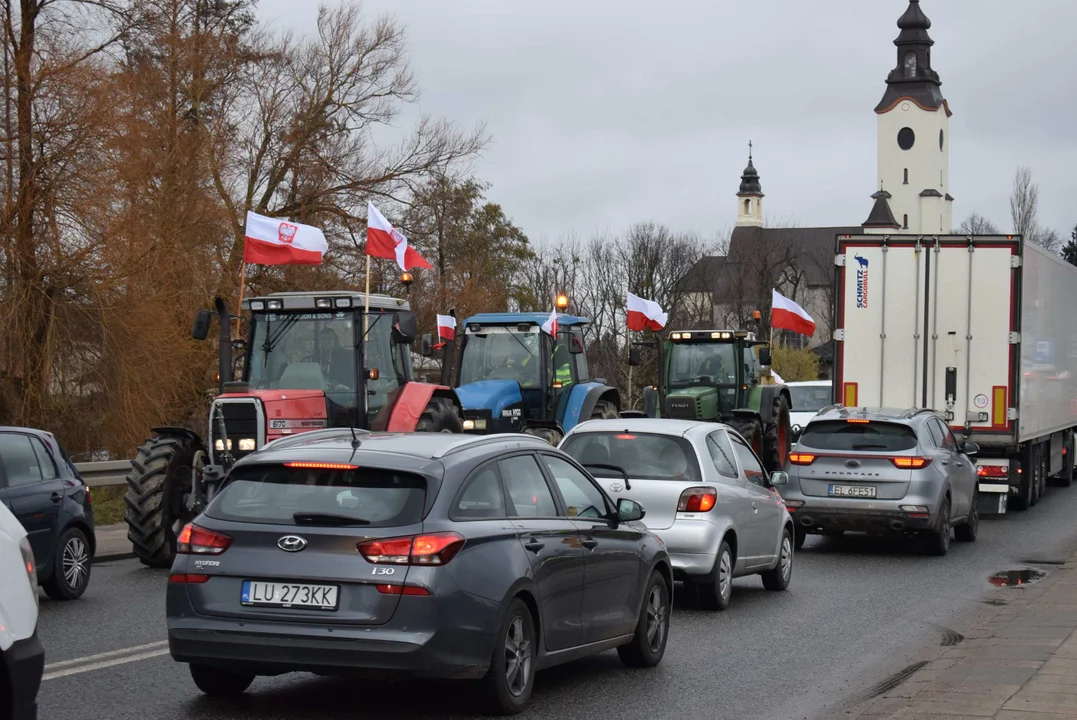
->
[865,0,953,235]
[736,143,764,228]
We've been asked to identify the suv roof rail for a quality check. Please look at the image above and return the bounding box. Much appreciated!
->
[433,433,551,459]
[817,403,844,415]
[261,427,372,451]
[901,408,936,420]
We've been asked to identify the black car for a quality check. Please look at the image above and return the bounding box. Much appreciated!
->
[167,430,672,714]
[0,426,95,600]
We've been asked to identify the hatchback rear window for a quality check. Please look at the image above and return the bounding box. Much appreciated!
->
[561,432,701,482]
[799,421,918,452]
[207,464,427,527]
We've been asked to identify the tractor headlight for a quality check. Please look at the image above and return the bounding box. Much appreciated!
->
[462,420,476,431]
[315,298,332,309]
[214,439,232,451]
[249,300,265,311]
[473,419,487,430]
[238,438,256,452]
[266,299,282,310]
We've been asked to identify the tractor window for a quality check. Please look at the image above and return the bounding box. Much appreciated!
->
[458,328,542,389]
[364,313,409,419]
[668,343,737,386]
[742,347,758,385]
[247,311,356,392]
[551,337,573,388]
[570,329,590,382]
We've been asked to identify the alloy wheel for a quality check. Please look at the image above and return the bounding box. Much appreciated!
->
[719,549,732,601]
[63,536,89,590]
[645,585,667,652]
[780,536,793,581]
[504,615,532,697]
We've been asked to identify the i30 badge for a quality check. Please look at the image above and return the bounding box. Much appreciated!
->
[278,535,308,552]
[608,482,625,493]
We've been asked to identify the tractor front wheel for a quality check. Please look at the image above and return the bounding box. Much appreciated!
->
[124,433,203,568]
[761,394,792,472]
[416,397,464,434]
[591,400,619,421]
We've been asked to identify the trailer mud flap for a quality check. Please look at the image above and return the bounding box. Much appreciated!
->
[977,488,1008,515]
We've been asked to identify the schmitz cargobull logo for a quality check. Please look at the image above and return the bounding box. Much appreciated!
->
[854,254,869,309]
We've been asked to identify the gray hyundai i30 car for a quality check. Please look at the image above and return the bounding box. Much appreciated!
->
[166,429,672,715]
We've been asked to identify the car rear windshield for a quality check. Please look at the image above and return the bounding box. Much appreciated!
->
[799,420,918,452]
[207,464,427,527]
[560,432,701,482]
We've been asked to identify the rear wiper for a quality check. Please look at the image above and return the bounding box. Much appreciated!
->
[292,512,371,526]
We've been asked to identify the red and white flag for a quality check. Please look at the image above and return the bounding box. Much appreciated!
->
[243,211,327,265]
[436,314,456,341]
[771,289,816,337]
[626,292,668,331]
[366,202,433,271]
[541,308,559,337]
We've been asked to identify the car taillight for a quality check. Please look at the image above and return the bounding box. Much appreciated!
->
[784,499,804,510]
[85,486,93,504]
[789,453,816,466]
[977,464,1009,478]
[677,487,718,513]
[169,573,211,584]
[357,532,466,566]
[176,523,232,555]
[375,584,431,596]
[18,537,38,608]
[891,457,932,469]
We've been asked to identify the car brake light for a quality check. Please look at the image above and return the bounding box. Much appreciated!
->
[847,419,870,424]
[615,434,637,440]
[784,499,804,510]
[357,533,466,566]
[284,462,358,470]
[176,523,232,555]
[677,487,718,513]
[169,573,211,584]
[789,453,816,465]
[977,464,1008,478]
[891,457,932,469]
[375,584,431,596]
[85,487,92,504]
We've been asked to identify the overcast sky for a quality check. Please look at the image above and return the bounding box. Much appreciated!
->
[258,0,1077,244]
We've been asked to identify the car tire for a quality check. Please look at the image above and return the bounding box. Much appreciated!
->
[761,527,793,591]
[189,663,254,696]
[794,527,807,550]
[698,539,734,611]
[925,496,952,556]
[955,491,979,542]
[42,526,92,601]
[618,570,670,668]
[479,598,536,715]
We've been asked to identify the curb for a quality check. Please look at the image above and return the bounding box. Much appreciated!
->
[92,551,137,564]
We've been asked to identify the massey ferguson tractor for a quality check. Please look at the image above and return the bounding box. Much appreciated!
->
[630,328,792,472]
[124,290,464,568]
[421,309,621,444]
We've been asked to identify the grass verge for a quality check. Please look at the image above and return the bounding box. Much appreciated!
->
[91,485,125,526]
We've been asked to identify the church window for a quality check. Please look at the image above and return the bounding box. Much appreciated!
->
[897,127,915,151]
[904,52,917,78]
[903,214,909,230]
[903,168,908,185]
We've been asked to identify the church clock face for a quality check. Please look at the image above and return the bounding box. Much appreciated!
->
[898,127,915,151]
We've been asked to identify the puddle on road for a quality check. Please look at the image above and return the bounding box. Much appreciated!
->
[988,568,1047,587]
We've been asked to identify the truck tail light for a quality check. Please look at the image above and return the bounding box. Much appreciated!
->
[677,487,718,512]
[977,464,1009,479]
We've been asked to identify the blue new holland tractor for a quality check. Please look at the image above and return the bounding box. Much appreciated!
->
[422,311,621,444]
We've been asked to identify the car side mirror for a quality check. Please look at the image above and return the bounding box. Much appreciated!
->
[628,346,642,366]
[769,471,789,487]
[421,333,434,357]
[962,441,979,457]
[617,498,645,522]
[758,346,772,367]
[392,311,417,344]
[192,309,212,341]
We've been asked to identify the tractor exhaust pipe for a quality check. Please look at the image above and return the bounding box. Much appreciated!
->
[214,296,232,394]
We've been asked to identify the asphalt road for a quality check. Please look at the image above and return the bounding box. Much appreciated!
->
[36,484,1077,720]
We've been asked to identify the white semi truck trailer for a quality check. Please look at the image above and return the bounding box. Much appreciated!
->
[833,233,1077,514]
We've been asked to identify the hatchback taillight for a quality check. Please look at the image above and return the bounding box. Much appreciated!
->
[677,487,717,512]
[176,523,232,555]
[891,457,932,469]
[789,453,816,466]
[357,532,466,566]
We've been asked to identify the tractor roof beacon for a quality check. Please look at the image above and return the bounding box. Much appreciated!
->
[629,328,792,472]
[421,309,621,445]
[123,290,465,569]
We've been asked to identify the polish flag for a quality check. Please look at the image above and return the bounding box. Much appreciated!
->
[771,289,816,337]
[541,309,559,337]
[436,314,456,341]
[772,370,785,384]
[366,202,433,271]
[243,211,327,265]
[626,292,668,331]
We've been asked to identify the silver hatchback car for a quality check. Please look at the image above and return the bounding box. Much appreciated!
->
[560,419,794,611]
[781,407,980,555]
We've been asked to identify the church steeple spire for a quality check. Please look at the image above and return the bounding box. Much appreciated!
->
[875,0,948,115]
[735,142,764,228]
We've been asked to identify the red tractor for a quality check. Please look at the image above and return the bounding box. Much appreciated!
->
[123,290,464,567]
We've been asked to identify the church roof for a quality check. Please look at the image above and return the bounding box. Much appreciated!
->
[875,1,949,115]
[737,154,763,196]
[862,190,901,229]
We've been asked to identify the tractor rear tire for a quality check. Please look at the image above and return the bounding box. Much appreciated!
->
[124,434,203,568]
[761,395,792,472]
[416,397,463,434]
[591,400,619,421]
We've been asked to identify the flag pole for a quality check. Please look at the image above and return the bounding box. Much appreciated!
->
[235,261,247,334]
[626,320,633,410]
[364,254,371,339]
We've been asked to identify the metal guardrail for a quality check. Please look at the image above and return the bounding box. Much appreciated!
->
[75,460,131,488]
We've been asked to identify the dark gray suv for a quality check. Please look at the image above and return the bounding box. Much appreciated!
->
[166,430,672,715]
[780,407,980,555]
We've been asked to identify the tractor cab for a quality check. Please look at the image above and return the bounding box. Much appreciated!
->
[426,312,620,444]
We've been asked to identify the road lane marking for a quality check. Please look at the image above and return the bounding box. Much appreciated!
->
[43,641,170,680]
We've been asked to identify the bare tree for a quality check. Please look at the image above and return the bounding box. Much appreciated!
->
[958,213,1001,235]
[1010,166,1041,245]
[1038,228,1062,254]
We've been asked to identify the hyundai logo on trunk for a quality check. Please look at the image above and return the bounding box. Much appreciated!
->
[278,535,308,552]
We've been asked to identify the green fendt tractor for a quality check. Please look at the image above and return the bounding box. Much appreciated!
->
[629,329,792,471]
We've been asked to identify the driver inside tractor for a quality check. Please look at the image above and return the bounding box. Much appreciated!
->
[669,343,737,386]
[460,330,542,389]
